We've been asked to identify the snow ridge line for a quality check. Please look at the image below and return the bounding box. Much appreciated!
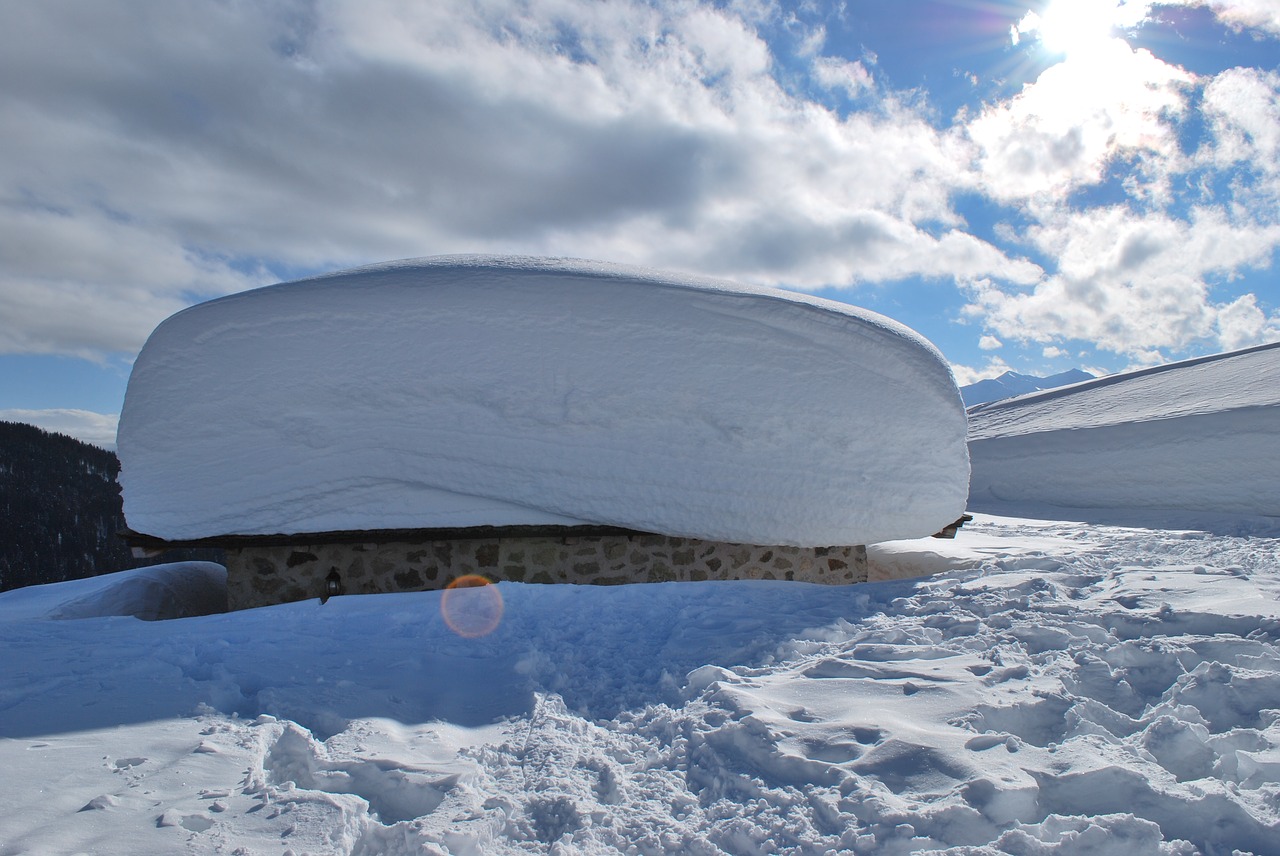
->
[966,339,1280,418]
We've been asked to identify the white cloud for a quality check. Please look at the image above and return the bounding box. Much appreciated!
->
[1042,345,1067,358]
[1215,293,1280,350]
[1014,2,1280,45]
[1197,67,1280,207]
[979,335,1003,350]
[0,203,264,356]
[0,0,1043,360]
[966,206,1280,358]
[966,38,1192,204]
[811,56,873,98]
[949,356,1012,386]
[0,0,1275,374]
[1181,0,1280,36]
[0,409,119,450]
[957,18,1280,365]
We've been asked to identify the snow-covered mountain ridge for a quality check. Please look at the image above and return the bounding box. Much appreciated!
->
[960,368,1094,407]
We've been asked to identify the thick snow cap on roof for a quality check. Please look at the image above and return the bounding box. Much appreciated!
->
[967,341,1280,517]
[118,256,970,546]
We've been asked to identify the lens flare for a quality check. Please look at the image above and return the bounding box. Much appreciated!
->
[440,574,504,638]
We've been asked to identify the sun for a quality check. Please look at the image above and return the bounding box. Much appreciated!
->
[1017,0,1120,56]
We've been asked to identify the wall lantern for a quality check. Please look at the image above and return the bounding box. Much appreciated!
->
[321,568,344,604]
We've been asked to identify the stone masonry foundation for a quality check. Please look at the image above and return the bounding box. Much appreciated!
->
[225,533,869,610]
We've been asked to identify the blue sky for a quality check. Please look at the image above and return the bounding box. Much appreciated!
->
[1,0,1278,446]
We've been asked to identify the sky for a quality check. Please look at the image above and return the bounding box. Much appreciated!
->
[1,0,1278,446]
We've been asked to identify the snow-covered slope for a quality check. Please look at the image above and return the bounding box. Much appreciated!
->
[118,255,969,547]
[2,516,1278,854]
[967,342,1280,517]
[960,368,1093,407]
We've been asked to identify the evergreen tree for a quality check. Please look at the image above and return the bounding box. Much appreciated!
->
[0,421,221,591]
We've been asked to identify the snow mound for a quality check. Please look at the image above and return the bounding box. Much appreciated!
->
[0,563,227,622]
[118,255,968,546]
[968,342,1280,518]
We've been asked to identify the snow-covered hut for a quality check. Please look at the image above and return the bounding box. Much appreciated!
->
[118,256,970,609]
[967,341,1280,518]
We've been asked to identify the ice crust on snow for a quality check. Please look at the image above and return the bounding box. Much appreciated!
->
[968,342,1280,518]
[2,516,1279,854]
[118,255,969,546]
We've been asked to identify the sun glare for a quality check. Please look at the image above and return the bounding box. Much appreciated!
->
[1019,0,1119,56]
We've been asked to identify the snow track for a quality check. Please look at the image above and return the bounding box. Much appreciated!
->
[1,515,1278,853]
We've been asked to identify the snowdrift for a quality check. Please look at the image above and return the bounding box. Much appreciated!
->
[967,342,1280,517]
[0,563,226,622]
[118,256,969,546]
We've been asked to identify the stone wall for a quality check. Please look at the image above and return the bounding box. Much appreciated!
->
[225,533,869,610]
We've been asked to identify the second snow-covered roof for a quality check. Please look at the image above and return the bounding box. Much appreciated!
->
[967,341,1280,440]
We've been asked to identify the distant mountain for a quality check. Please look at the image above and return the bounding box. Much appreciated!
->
[0,421,220,592]
[961,368,1094,407]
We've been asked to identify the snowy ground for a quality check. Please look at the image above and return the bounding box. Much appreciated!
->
[2,514,1279,855]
